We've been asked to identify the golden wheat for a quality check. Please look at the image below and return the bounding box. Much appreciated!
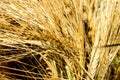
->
[0,0,120,80]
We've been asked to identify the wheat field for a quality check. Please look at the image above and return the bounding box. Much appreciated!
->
[0,0,120,80]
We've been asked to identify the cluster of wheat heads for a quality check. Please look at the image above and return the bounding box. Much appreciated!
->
[0,0,120,80]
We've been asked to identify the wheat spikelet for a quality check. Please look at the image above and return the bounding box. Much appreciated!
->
[88,0,120,80]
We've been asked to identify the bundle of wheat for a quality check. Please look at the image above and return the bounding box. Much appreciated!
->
[0,0,120,80]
